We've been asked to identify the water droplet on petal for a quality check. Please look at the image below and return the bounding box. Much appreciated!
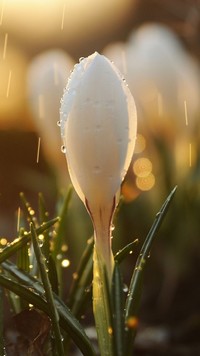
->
[79,56,84,62]
[57,120,61,127]
[61,145,66,154]
[123,284,129,293]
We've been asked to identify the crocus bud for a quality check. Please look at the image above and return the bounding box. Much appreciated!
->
[60,52,137,276]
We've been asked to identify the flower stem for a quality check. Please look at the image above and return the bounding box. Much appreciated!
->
[93,245,114,356]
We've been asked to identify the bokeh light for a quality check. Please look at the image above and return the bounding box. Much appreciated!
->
[133,157,152,178]
[136,173,155,191]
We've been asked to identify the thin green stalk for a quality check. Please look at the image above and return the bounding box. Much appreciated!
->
[30,223,64,356]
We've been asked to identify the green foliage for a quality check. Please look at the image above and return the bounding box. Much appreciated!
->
[0,186,176,355]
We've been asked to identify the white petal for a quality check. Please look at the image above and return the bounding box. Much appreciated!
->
[60,52,137,208]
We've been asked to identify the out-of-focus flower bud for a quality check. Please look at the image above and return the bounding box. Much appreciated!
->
[104,24,200,136]
[27,49,74,185]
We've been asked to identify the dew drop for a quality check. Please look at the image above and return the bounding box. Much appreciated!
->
[61,145,66,154]
[111,224,115,232]
[123,284,128,293]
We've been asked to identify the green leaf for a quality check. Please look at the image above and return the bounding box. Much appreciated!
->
[0,268,96,356]
[38,193,59,294]
[114,239,139,264]
[0,217,59,264]
[124,186,177,355]
[30,223,65,356]
[38,192,49,224]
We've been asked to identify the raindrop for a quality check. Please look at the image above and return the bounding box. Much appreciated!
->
[79,57,84,62]
[61,145,66,154]
[111,224,115,231]
[123,284,128,293]
[57,120,61,127]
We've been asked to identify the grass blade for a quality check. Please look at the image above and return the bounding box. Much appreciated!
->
[114,239,139,264]
[0,273,95,355]
[124,186,177,355]
[30,222,65,356]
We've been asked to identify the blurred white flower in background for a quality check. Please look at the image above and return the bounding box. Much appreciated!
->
[104,24,200,134]
[104,24,200,191]
[27,49,75,185]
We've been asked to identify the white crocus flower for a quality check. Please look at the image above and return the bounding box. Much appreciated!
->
[60,52,137,278]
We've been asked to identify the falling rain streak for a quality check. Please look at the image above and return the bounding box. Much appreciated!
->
[36,137,41,164]
[61,3,66,30]
[17,207,21,232]
[0,0,5,26]
[6,70,12,98]
[3,32,8,60]
[184,100,188,126]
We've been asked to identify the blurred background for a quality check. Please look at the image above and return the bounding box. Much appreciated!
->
[1,0,200,354]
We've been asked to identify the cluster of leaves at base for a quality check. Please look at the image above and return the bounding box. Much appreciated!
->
[0,185,176,355]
